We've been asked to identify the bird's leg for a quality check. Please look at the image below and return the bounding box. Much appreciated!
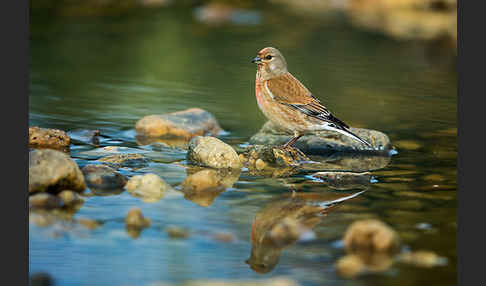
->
[282,132,302,148]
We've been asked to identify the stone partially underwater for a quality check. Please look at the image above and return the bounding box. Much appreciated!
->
[249,121,392,154]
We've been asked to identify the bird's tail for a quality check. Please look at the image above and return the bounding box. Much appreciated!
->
[327,125,373,148]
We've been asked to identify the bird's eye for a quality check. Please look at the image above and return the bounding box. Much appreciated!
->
[265,55,273,60]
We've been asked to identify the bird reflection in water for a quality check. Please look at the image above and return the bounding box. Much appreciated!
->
[246,190,365,273]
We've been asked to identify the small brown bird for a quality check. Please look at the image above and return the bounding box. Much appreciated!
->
[252,47,372,148]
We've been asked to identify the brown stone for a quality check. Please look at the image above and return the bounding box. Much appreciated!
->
[29,126,70,152]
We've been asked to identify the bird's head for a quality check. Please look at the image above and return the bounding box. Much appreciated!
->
[252,47,288,80]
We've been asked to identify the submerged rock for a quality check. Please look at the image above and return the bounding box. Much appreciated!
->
[81,164,127,192]
[181,167,241,207]
[125,173,171,202]
[343,219,400,254]
[29,126,70,152]
[311,171,372,190]
[67,129,101,146]
[98,153,150,168]
[125,208,151,238]
[29,149,86,194]
[249,121,391,154]
[135,108,222,139]
[187,136,242,169]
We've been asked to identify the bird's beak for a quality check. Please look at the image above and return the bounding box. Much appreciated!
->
[251,56,262,64]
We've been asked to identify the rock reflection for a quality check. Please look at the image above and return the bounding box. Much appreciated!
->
[303,152,391,172]
[181,167,241,207]
[246,191,365,273]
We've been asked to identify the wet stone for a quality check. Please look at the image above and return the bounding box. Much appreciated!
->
[29,149,86,194]
[241,145,310,168]
[98,153,150,168]
[135,108,222,139]
[82,164,127,191]
[187,136,242,169]
[29,126,70,152]
[125,173,171,202]
[249,121,391,154]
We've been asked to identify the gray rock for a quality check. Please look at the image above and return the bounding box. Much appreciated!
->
[135,108,222,139]
[187,136,242,169]
[29,149,86,194]
[249,121,392,154]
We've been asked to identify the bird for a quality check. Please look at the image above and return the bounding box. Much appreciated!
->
[251,47,372,149]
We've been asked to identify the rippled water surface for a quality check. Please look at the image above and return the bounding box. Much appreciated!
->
[29,5,457,286]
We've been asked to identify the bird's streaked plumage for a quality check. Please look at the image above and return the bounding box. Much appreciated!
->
[252,47,372,148]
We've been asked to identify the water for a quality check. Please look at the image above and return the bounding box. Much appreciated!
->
[29,4,457,286]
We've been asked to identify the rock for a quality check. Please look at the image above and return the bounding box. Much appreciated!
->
[77,218,101,230]
[181,168,240,207]
[125,173,171,202]
[343,219,400,254]
[186,136,242,169]
[397,250,447,267]
[57,190,84,208]
[29,126,70,152]
[67,129,101,146]
[135,108,222,139]
[311,171,372,190]
[30,272,54,286]
[98,153,150,168]
[166,226,189,239]
[249,121,391,154]
[29,149,86,194]
[240,145,311,177]
[81,164,127,192]
[29,193,63,210]
[183,277,300,286]
[125,207,151,230]
[335,254,366,278]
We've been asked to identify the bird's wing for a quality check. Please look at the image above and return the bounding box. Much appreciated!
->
[266,73,349,129]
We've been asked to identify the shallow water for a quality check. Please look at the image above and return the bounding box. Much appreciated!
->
[29,5,457,286]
